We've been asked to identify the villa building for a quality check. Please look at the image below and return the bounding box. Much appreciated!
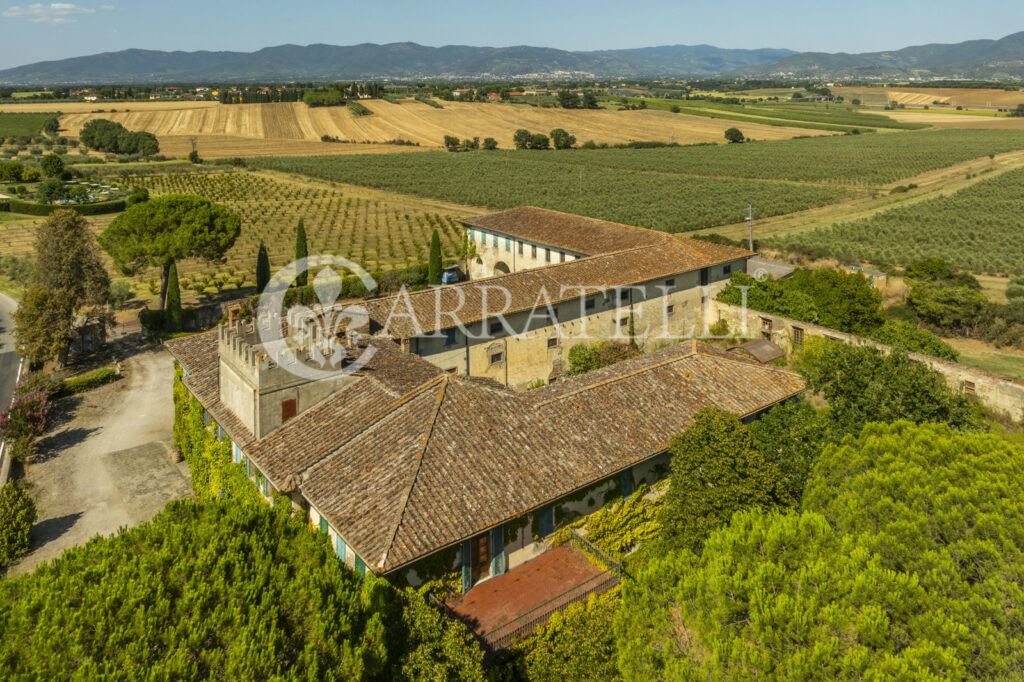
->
[165,207,805,598]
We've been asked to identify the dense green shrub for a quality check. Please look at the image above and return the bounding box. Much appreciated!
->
[567,341,641,376]
[59,367,116,395]
[659,408,791,554]
[0,498,484,679]
[494,589,621,681]
[0,482,35,565]
[6,197,124,216]
[868,318,959,360]
[796,338,984,435]
[618,422,1024,680]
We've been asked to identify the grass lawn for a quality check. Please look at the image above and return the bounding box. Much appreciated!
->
[945,338,1024,382]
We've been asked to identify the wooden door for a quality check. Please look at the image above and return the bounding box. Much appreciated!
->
[470,533,490,581]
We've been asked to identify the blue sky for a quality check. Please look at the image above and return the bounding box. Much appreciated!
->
[0,0,1022,70]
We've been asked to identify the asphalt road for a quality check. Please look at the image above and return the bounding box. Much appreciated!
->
[0,292,20,418]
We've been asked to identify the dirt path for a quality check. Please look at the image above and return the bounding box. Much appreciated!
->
[8,347,191,576]
[706,149,1024,242]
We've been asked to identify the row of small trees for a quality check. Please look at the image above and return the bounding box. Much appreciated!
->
[513,128,576,150]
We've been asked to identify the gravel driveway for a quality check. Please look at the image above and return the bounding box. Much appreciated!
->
[8,346,191,576]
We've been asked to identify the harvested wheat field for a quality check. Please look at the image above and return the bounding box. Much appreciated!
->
[835,87,1024,108]
[51,99,822,154]
[0,100,219,114]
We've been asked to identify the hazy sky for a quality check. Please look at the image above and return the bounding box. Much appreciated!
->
[1,0,1022,70]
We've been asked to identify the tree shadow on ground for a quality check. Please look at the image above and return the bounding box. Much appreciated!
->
[32,426,98,464]
[32,512,83,547]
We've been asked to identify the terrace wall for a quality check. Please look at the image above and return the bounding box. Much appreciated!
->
[708,300,1024,423]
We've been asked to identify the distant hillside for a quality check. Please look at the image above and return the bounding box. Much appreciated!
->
[0,42,793,84]
[732,31,1024,80]
[1,33,1022,85]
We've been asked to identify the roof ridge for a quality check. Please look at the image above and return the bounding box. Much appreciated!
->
[378,375,450,569]
[531,344,701,407]
[297,376,444,488]
[693,348,804,379]
[365,240,671,306]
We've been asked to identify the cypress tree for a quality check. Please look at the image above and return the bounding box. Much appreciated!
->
[295,218,308,287]
[256,241,270,293]
[428,229,442,285]
[165,261,182,331]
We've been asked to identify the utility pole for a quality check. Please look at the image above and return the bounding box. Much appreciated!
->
[746,205,755,251]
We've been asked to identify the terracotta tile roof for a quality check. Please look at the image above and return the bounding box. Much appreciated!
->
[460,206,668,255]
[299,340,804,573]
[364,237,752,337]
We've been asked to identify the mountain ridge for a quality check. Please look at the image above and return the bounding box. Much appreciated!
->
[0,33,1022,84]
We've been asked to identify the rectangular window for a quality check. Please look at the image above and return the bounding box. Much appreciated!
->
[723,264,732,275]
[492,233,498,247]
[559,251,566,263]
[281,398,297,423]
[761,317,773,332]
[245,456,252,478]
[964,380,976,394]
[355,555,366,578]
[700,267,709,287]
[490,351,503,365]
[505,237,511,251]
[489,320,503,335]
[444,328,457,346]
[547,337,558,349]
[792,326,804,350]
[619,289,629,301]
[531,244,537,258]
[518,240,524,255]
[537,506,554,539]
[260,474,268,497]
[319,517,328,534]
[585,298,595,311]
[665,278,675,288]
[545,248,551,263]
[666,304,675,316]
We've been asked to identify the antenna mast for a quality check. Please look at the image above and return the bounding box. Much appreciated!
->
[746,205,754,251]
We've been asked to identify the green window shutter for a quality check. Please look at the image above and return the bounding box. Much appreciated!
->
[355,555,366,578]
[260,475,268,497]
[319,517,327,534]
[244,456,251,477]
[489,527,506,576]
[336,536,346,562]
[460,541,472,593]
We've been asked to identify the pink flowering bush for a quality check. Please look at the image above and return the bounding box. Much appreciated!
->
[0,391,50,441]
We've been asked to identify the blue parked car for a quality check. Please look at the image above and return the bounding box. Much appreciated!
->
[441,266,461,285]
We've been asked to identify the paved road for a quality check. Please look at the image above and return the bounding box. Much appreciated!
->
[0,292,20,419]
[8,347,191,576]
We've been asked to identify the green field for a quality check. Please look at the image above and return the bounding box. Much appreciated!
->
[511,129,1024,185]
[605,96,927,132]
[0,112,58,140]
[248,151,847,232]
[771,166,1024,276]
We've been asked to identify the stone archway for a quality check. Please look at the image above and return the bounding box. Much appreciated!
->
[494,261,511,276]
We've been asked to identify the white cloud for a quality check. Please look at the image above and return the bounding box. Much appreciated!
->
[2,3,115,24]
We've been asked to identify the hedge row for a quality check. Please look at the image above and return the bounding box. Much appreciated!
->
[59,367,116,395]
[2,198,125,216]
